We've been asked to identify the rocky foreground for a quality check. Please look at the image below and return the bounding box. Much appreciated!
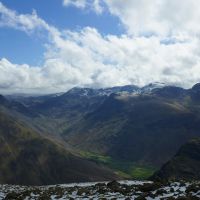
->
[1,180,200,200]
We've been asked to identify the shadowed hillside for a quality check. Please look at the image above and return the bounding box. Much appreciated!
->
[63,91,200,167]
[152,138,200,181]
[0,110,119,185]
[3,83,200,180]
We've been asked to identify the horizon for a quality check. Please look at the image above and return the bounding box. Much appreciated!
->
[1,81,199,96]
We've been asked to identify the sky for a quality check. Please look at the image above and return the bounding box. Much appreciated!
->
[0,0,200,94]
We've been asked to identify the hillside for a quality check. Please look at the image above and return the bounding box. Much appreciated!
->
[0,110,119,185]
[4,83,200,179]
[63,89,200,167]
[152,138,200,182]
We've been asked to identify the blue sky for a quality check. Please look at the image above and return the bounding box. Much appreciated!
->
[0,0,200,94]
[0,0,123,65]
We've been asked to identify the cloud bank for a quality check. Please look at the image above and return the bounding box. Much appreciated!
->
[0,1,200,94]
[104,0,200,36]
[63,0,200,36]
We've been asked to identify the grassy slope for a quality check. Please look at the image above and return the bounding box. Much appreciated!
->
[79,151,156,179]
[0,110,119,185]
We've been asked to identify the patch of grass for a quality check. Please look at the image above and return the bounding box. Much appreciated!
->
[79,151,156,179]
[115,170,131,179]
[79,151,112,163]
[130,166,155,179]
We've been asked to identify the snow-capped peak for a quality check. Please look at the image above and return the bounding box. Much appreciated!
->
[141,82,167,93]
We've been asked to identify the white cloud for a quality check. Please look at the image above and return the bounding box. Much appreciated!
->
[63,0,103,14]
[93,0,103,14]
[1,2,200,94]
[0,2,47,32]
[0,2,61,43]
[110,0,200,36]
[63,0,200,36]
[63,0,86,9]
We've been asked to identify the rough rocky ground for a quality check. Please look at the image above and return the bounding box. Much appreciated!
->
[1,180,200,200]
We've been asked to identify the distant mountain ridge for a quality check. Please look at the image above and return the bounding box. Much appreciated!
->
[66,85,140,97]
[5,82,168,99]
[60,82,168,97]
[1,82,200,182]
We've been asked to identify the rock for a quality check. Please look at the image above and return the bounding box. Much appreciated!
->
[170,187,175,193]
[77,187,90,196]
[95,183,106,188]
[97,188,107,194]
[5,192,20,200]
[180,182,186,187]
[137,182,162,192]
[135,192,149,200]
[165,197,176,200]
[186,184,200,194]
[176,197,190,200]
[107,181,121,192]
[155,188,166,195]
[107,181,121,188]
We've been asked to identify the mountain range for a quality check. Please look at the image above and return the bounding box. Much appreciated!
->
[1,82,200,184]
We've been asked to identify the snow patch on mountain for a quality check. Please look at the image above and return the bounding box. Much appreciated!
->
[66,82,167,97]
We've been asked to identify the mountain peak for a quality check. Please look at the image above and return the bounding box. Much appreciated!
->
[192,83,200,91]
[66,85,140,97]
[141,82,167,93]
[66,87,99,97]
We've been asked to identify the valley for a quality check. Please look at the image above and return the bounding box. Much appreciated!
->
[1,0,200,199]
[1,83,200,183]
